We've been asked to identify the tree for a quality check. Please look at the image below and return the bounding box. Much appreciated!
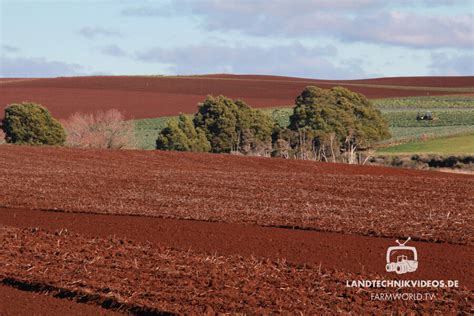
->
[275,86,390,163]
[193,95,273,155]
[2,102,66,145]
[193,95,240,153]
[156,114,211,152]
[62,109,135,149]
[331,87,390,163]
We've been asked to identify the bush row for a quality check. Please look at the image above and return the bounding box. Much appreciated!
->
[1,102,133,149]
[156,86,390,163]
[1,86,391,165]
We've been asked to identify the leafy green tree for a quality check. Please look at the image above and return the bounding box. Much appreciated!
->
[156,114,210,152]
[1,102,66,146]
[276,86,390,162]
[193,96,273,154]
[193,95,240,153]
[235,101,273,155]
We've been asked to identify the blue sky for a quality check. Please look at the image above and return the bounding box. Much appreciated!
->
[0,0,473,79]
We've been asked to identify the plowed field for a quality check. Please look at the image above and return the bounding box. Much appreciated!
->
[1,75,473,119]
[0,145,472,313]
[1,145,472,244]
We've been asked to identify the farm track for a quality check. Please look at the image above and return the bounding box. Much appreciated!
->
[1,75,473,119]
[0,145,472,245]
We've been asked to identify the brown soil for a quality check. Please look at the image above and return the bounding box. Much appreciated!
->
[0,145,472,244]
[0,284,122,315]
[1,75,472,119]
[199,74,474,88]
[1,225,471,314]
[0,145,472,313]
[0,207,472,289]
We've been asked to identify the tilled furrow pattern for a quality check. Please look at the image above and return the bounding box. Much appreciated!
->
[0,226,471,314]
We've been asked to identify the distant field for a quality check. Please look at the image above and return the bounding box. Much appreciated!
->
[386,126,474,143]
[382,109,474,127]
[377,134,474,155]
[134,116,172,150]
[374,95,474,109]
[134,95,474,151]
[375,96,474,153]
[1,75,472,119]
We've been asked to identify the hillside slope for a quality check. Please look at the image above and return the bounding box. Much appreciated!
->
[1,75,472,119]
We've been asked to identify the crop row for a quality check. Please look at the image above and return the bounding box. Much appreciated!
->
[373,95,474,109]
[380,126,474,144]
[383,109,474,127]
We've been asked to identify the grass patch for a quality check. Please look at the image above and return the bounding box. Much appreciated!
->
[382,126,474,144]
[377,134,474,155]
[134,117,171,150]
[382,109,474,127]
[373,95,474,110]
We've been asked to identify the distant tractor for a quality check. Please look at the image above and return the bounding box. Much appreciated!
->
[385,237,418,274]
[416,111,433,121]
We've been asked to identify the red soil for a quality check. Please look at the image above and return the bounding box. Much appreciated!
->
[1,207,472,289]
[0,145,472,244]
[1,225,471,314]
[202,74,474,88]
[1,75,472,119]
[0,284,120,315]
[0,146,472,313]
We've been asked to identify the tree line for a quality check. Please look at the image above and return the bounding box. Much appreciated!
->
[156,86,390,163]
[0,85,390,164]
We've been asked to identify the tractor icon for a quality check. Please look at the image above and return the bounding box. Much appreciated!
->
[385,237,418,274]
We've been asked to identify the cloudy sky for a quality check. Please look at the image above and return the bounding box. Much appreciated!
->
[0,0,473,79]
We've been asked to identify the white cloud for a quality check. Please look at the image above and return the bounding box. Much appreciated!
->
[429,52,474,75]
[342,11,474,49]
[0,57,84,77]
[1,45,20,53]
[78,26,123,39]
[100,44,127,57]
[136,43,372,79]
[123,1,474,49]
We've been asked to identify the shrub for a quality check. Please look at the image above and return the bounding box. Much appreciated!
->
[193,95,273,155]
[63,109,134,149]
[2,102,66,145]
[156,114,211,152]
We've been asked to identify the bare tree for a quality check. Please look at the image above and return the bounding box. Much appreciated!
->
[63,109,135,149]
[0,129,5,144]
[343,129,360,164]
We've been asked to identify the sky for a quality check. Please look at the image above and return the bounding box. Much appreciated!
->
[0,0,473,79]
